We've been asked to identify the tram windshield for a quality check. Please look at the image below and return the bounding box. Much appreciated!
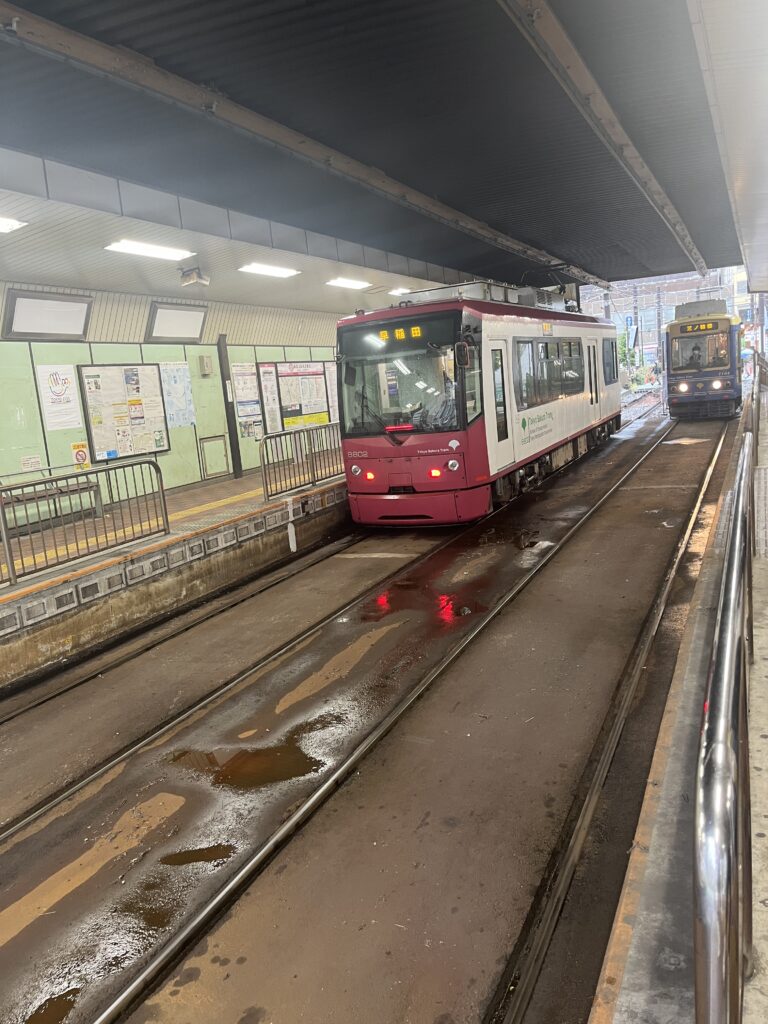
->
[339,315,459,435]
[669,330,730,372]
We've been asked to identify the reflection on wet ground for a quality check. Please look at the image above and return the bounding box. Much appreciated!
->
[171,738,323,791]
[160,844,237,867]
[0,419,687,1024]
[23,989,80,1024]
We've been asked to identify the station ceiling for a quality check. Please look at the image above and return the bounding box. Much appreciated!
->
[0,1,756,290]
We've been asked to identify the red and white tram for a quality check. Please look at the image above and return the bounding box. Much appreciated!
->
[337,284,621,525]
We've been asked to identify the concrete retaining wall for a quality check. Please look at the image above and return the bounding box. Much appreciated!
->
[0,483,350,694]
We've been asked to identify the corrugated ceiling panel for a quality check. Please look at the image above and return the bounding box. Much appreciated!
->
[5,0,742,279]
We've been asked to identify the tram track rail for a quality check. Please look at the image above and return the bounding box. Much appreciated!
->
[0,531,365,728]
[69,419,690,1024]
[0,524,472,847]
[486,420,730,1024]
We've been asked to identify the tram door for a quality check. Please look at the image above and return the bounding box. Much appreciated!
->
[484,341,516,473]
[585,338,602,418]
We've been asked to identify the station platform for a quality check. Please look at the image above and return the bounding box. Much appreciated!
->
[589,394,768,1024]
[0,469,349,691]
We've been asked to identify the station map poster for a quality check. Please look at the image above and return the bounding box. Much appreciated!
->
[79,363,170,461]
[276,362,330,430]
[231,362,264,439]
[160,362,196,429]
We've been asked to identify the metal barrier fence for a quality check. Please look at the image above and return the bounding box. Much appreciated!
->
[0,458,169,586]
[260,421,343,499]
[694,422,755,1023]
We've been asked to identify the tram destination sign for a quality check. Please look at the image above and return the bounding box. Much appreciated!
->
[677,319,727,334]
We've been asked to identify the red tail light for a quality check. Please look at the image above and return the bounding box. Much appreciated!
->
[385,424,414,432]
[365,471,375,480]
[429,468,442,478]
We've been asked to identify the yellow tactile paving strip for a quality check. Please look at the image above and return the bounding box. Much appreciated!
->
[0,480,327,606]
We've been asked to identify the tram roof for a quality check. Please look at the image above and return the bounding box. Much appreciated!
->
[0,1,760,289]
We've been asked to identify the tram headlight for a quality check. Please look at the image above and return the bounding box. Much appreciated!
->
[447,459,460,471]
[678,382,690,393]
[711,379,723,390]
[350,464,362,476]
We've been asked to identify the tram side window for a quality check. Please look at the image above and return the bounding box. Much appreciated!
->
[491,349,509,441]
[602,338,619,384]
[560,339,585,395]
[536,342,562,403]
[463,344,483,423]
[515,340,536,409]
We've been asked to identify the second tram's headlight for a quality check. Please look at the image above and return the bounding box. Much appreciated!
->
[711,379,723,390]
[350,464,362,476]
[678,382,690,393]
[447,459,460,471]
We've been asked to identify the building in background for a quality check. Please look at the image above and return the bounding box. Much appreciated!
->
[579,266,765,383]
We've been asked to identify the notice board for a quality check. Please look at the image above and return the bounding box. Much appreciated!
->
[276,361,330,430]
[79,363,170,461]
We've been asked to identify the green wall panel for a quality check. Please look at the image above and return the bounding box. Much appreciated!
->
[0,343,47,477]
[187,345,230,477]
[254,346,285,363]
[90,343,142,364]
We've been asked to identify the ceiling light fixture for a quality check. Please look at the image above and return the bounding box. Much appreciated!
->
[105,239,196,261]
[238,261,301,278]
[327,277,371,290]
[0,217,28,233]
[388,287,410,296]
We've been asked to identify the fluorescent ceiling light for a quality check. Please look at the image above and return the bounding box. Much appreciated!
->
[393,359,411,375]
[389,287,410,296]
[0,217,27,233]
[327,277,370,290]
[239,261,300,278]
[105,239,196,261]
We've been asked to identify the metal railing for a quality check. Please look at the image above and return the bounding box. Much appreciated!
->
[260,421,343,499]
[694,425,755,1023]
[0,458,169,586]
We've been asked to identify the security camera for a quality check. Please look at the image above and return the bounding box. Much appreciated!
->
[180,266,210,287]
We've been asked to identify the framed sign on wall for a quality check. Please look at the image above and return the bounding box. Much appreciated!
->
[78,363,171,461]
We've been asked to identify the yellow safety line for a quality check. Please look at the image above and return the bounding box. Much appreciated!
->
[167,485,263,522]
[6,519,166,572]
[1,487,265,575]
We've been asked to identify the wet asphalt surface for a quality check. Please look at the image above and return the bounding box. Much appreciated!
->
[122,418,726,1024]
[0,414,716,1024]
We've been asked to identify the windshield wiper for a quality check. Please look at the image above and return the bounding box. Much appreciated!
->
[360,382,388,432]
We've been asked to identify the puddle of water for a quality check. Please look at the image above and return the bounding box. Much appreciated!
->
[23,988,80,1024]
[119,880,177,932]
[171,731,323,791]
[160,843,236,866]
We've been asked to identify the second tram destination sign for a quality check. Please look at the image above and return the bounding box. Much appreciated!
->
[79,363,170,461]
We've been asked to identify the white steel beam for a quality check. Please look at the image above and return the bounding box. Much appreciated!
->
[498,0,708,277]
[686,0,768,292]
[0,1,608,289]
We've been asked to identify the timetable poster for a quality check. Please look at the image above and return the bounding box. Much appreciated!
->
[277,362,330,430]
[231,362,264,439]
[79,364,170,461]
